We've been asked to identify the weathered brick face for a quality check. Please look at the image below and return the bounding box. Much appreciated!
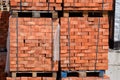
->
[60,16,109,71]
[64,0,113,10]
[10,0,62,11]
[9,17,59,72]
[10,0,113,11]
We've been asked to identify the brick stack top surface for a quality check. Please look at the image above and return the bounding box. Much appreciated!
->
[10,0,113,11]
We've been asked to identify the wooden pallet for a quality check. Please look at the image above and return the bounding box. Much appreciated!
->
[61,70,105,78]
[11,11,58,18]
[63,11,108,17]
[11,72,57,78]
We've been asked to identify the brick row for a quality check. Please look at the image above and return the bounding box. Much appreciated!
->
[64,0,113,11]
[9,17,59,72]
[0,11,9,49]
[10,0,62,11]
[62,75,110,80]
[6,75,109,80]
[60,16,109,71]
[10,0,113,11]
[6,77,56,80]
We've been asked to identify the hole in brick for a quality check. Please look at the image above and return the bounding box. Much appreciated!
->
[40,13,52,18]
[23,39,25,43]
[37,73,52,77]
[17,73,32,77]
[58,11,63,18]
[67,72,79,77]
[18,12,32,17]
[17,12,52,18]
[88,12,103,17]
[38,43,40,46]
[69,12,83,17]
[87,72,99,77]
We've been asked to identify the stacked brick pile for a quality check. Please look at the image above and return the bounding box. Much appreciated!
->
[0,11,9,49]
[10,0,113,11]
[0,52,7,80]
[60,16,109,71]
[10,0,62,11]
[9,17,59,72]
[6,0,113,79]
[62,75,110,80]
[64,0,113,10]
[7,77,56,80]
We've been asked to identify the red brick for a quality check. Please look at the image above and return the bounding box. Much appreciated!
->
[9,17,59,72]
[60,17,109,71]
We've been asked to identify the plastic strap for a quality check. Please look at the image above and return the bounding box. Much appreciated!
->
[52,18,54,71]
[68,17,70,70]
[20,0,22,11]
[14,14,18,80]
[48,0,50,12]
[94,0,104,71]
[95,17,100,71]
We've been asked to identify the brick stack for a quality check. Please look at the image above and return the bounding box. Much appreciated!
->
[6,0,113,80]
[0,11,9,50]
[9,17,59,72]
[62,75,110,80]
[10,0,62,11]
[0,52,7,80]
[10,0,113,11]
[60,16,109,71]
[7,77,56,80]
[64,0,113,10]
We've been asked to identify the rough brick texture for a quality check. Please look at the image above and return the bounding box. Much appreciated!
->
[6,77,56,80]
[0,11,9,49]
[10,0,62,11]
[9,17,59,72]
[10,0,113,11]
[64,0,113,10]
[60,16,109,71]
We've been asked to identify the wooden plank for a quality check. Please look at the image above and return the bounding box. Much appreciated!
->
[12,72,16,78]
[52,72,57,78]
[32,72,37,77]
[78,72,86,77]
[63,12,69,17]
[103,11,108,17]
[83,11,88,17]
[52,11,58,18]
